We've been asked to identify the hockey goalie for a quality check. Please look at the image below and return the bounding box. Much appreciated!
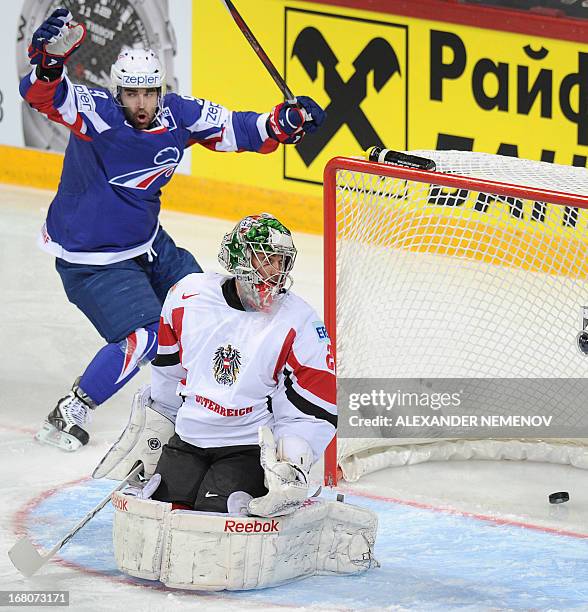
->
[94,213,378,590]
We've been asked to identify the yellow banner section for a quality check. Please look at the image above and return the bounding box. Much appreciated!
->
[193,0,588,233]
[0,145,321,233]
[193,2,407,198]
[338,178,588,278]
[417,28,588,163]
[192,0,411,229]
[5,3,587,240]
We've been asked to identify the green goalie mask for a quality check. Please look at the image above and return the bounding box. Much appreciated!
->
[218,213,297,311]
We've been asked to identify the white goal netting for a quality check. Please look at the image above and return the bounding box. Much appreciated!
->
[327,151,588,481]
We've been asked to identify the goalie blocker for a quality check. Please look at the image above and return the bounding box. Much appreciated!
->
[112,492,378,590]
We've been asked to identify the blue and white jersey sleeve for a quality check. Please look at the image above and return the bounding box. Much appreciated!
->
[171,94,278,154]
[19,67,116,141]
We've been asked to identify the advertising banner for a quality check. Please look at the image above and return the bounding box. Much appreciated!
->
[2,1,588,231]
[192,0,588,203]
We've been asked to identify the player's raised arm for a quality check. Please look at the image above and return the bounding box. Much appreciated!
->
[19,8,92,139]
[177,94,325,154]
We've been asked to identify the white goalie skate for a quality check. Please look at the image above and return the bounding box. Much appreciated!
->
[35,378,96,451]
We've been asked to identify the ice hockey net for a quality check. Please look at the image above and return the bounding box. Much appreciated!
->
[324,151,588,486]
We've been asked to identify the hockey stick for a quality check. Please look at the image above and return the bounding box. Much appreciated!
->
[8,463,143,577]
[220,0,296,104]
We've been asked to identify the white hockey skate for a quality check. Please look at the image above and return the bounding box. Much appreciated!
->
[35,378,96,451]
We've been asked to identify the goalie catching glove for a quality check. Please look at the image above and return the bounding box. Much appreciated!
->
[93,386,175,481]
[248,426,314,517]
[267,96,325,144]
[28,8,86,70]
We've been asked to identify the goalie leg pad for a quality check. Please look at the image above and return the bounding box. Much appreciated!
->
[112,492,171,580]
[160,498,378,590]
[93,385,174,480]
[111,498,376,590]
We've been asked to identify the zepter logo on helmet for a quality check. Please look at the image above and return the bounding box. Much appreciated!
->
[110,47,166,107]
[219,213,297,312]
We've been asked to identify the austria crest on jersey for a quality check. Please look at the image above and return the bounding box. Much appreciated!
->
[213,344,242,386]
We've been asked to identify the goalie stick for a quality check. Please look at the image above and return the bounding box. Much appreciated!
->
[8,464,143,577]
[220,0,296,104]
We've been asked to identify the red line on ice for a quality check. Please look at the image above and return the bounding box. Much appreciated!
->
[341,485,588,539]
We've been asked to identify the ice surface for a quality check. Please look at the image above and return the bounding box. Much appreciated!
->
[2,184,588,610]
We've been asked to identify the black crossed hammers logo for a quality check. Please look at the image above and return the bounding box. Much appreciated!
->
[291,27,401,166]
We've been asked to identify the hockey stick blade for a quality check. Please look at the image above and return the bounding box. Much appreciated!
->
[8,464,142,577]
[220,0,296,103]
[8,537,48,578]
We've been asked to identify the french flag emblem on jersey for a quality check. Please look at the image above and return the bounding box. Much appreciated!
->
[109,146,180,190]
[109,163,177,189]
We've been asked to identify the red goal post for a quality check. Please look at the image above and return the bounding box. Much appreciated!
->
[323,152,588,487]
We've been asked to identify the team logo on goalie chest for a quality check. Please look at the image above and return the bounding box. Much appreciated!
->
[212,344,242,386]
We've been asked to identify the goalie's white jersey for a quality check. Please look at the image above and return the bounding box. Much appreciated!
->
[151,272,336,460]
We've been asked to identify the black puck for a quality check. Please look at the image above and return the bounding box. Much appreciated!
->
[549,491,569,504]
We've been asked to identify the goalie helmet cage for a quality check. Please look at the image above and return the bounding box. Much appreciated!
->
[323,151,588,487]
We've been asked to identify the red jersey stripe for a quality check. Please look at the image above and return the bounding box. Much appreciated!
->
[258,138,279,154]
[25,78,92,141]
[24,76,61,105]
[157,316,177,347]
[286,349,336,405]
[273,328,296,382]
[171,307,185,362]
[198,136,223,151]
[136,167,168,189]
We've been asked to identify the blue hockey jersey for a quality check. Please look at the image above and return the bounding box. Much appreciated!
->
[19,67,278,265]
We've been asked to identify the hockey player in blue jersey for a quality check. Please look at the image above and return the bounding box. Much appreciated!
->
[20,8,325,452]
